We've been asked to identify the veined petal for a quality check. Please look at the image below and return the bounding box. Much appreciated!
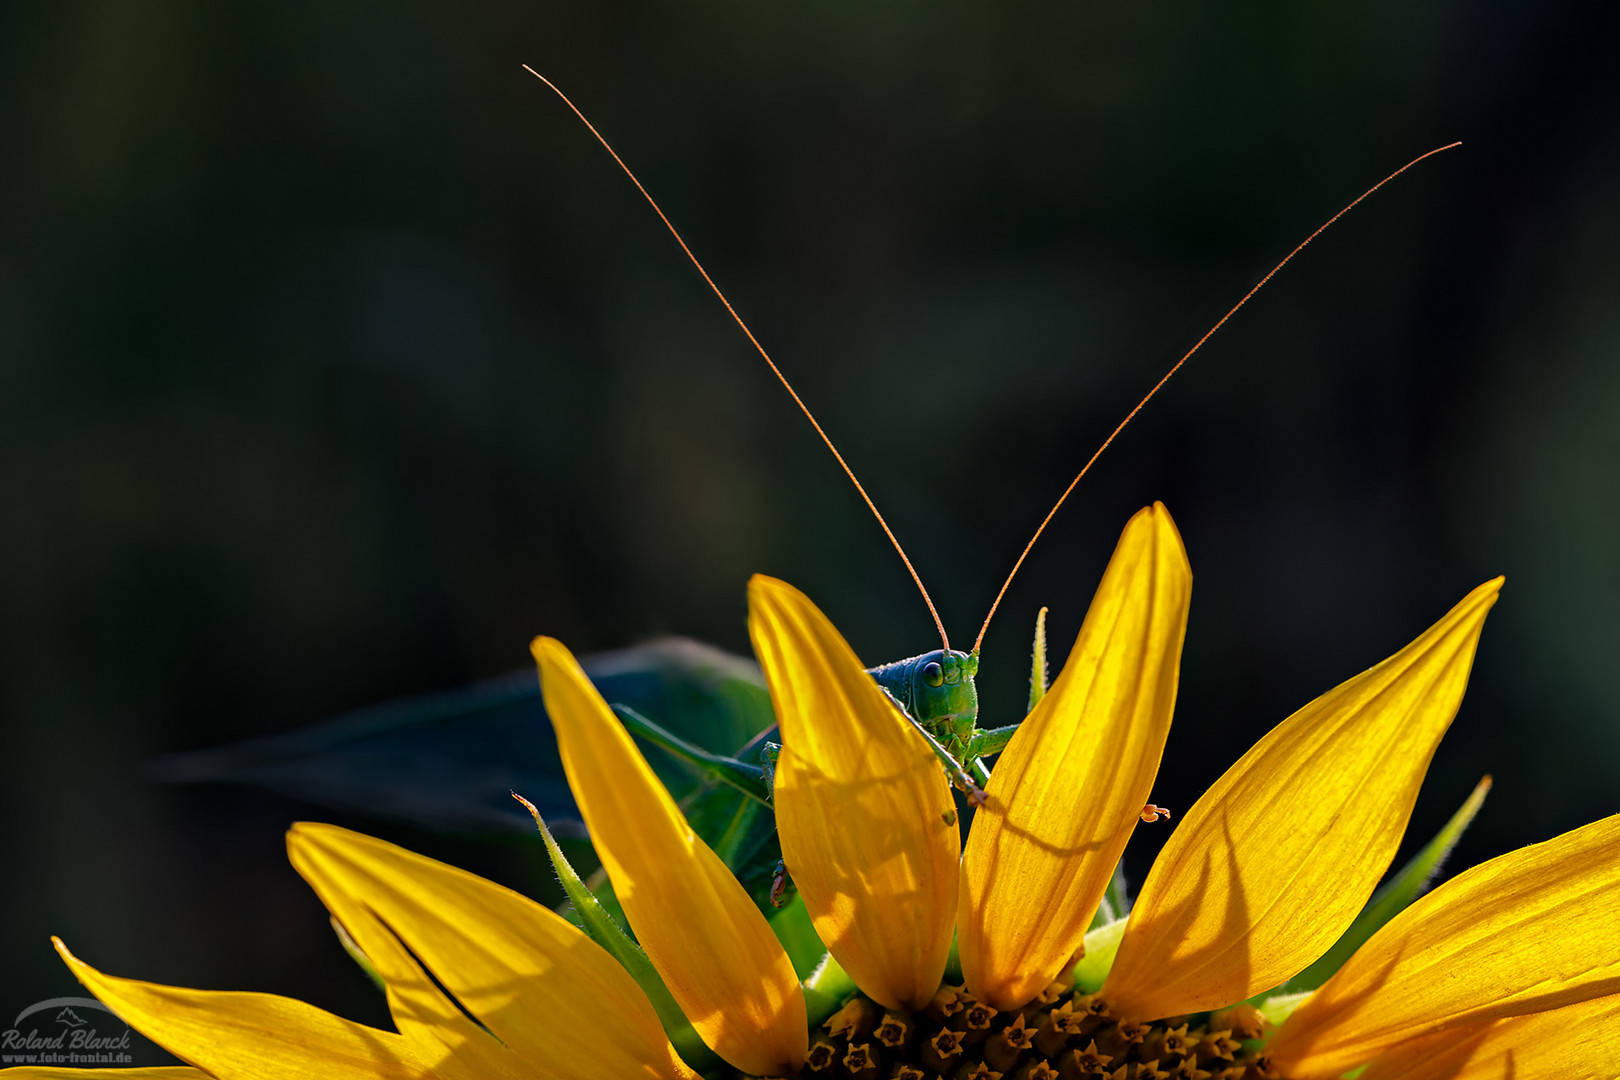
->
[746,574,959,1013]
[288,824,697,1080]
[52,939,431,1080]
[958,503,1191,1010]
[0,1071,209,1079]
[1354,993,1620,1080]
[1268,814,1620,1079]
[1104,578,1502,1021]
[532,637,806,1078]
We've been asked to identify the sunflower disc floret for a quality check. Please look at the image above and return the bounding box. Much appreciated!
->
[799,985,1273,1080]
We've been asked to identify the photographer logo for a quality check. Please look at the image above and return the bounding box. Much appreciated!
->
[2,997,133,1066]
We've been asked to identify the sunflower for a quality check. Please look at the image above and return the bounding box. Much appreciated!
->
[8,504,1619,1080]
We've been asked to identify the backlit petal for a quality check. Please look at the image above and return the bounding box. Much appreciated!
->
[53,939,430,1080]
[0,1071,209,1079]
[1354,993,1620,1080]
[1268,814,1620,1078]
[288,823,697,1080]
[532,636,806,1078]
[747,574,959,1012]
[1103,578,1502,1021]
[958,503,1191,1010]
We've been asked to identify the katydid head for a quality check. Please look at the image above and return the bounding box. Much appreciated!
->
[868,648,980,749]
[910,648,979,729]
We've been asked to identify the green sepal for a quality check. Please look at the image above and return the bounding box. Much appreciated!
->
[942,931,963,983]
[329,917,385,991]
[1285,774,1492,992]
[1073,916,1127,993]
[1255,989,1312,1028]
[1091,859,1131,929]
[769,892,828,980]
[1029,606,1050,712]
[513,793,719,1072]
[802,951,858,1030]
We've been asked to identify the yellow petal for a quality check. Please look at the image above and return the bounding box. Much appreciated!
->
[1103,577,1502,1021]
[288,823,697,1080]
[1268,813,1620,1078]
[0,1072,212,1080]
[51,938,431,1080]
[532,636,806,1078]
[746,574,959,1012]
[958,503,1192,1011]
[1354,993,1620,1080]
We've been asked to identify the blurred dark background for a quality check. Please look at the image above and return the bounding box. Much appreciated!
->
[3,0,1617,1053]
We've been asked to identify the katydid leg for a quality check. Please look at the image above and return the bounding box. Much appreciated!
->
[609,703,773,806]
[884,695,987,806]
[966,723,1020,760]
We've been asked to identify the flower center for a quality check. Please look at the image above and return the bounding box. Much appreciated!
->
[790,983,1279,1080]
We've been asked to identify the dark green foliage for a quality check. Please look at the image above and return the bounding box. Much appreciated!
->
[151,638,775,835]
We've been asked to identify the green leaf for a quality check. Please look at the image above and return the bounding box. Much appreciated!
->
[150,638,777,836]
[1286,774,1492,992]
[513,794,718,1072]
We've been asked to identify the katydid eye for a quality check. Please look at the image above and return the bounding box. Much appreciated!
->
[922,661,945,688]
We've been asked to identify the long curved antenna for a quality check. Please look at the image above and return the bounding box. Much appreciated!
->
[525,66,952,651]
[972,142,1462,655]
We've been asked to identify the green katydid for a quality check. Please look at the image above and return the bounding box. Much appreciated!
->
[527,66,1456,814]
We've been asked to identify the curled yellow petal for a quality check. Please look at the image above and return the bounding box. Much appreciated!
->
[532,636,806,1078]
[1354,993,1620,1080]
[958,503,1191,1011]
[288,823,697,1080]
[1103,577,1503,1021]
[52,938,431,1080]
[747,574,959,1013]
[1268,814,1620,1079]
